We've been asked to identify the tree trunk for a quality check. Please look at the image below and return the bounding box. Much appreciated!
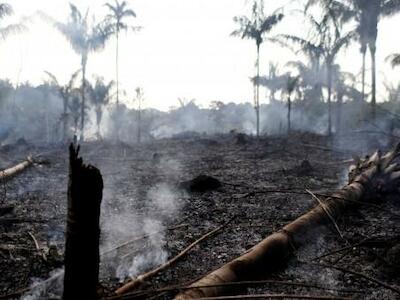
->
[174,145,400,299]
[287,94,291,135]
[63,144,103,300]
[116,29,119,106]
[336,93,343,135]
[137,101,141,143]
[80,56,87,142]
[255,44,260,137]
[327,63,332,136]
[370,45,376,120]
[361,47,366,102]
[63,99,68,142]
[0,157,33,181]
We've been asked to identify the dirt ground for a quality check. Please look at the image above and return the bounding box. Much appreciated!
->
[0,132,399,299]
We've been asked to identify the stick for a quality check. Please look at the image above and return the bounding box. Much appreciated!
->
[310,238,370,261]
[101,224,188,256]
[306,189,345,241]
[115,218,234,295]
[0,217,46,224]
[28,231,40,251]
[195,295,352,300]
[304,261,400,295]
[108,279,364,300]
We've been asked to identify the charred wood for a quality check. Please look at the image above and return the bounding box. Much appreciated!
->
[63,144,103,300]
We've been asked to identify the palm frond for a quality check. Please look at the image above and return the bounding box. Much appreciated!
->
[0,3,12,19]
[44,71,59,87]
[330,30,356,56]
[68,69,81,89]
[381,0,400,16]
[104,0,137,33]
[260,13,284,33]
[122,9,136,18]
[386,53,400,68]
[104,3,118,15]
[0,23,26,40]
[278,34,323,57]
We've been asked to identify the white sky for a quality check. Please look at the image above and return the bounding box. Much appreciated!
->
[1,0,400,110]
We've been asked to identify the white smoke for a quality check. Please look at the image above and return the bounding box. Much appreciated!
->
[20,269,64,300]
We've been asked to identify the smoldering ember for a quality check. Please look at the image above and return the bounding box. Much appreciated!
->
[1,1,400,300]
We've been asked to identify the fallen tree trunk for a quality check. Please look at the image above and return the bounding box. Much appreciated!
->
[175,144,400,299]
[0,156,33,180]
[63,144,103,300]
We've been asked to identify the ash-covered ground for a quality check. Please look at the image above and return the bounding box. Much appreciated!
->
[0,132,399,299]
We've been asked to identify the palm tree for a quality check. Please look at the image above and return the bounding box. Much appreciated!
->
[286,74,299,134]
[88,77,114,138]
[53,3,111,141]
[133,87,144,143]
[332,64,362,134]
[387,53,400,68]
[307,0,400,119]
[68,90,82,135]
[0,3,25,41]
[45,70,80,141]
[104,0,139,106]
[278,12,354,135]
[257,63,290,105]
[232,0,284,137]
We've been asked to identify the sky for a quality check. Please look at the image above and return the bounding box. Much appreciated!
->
[1,0,400,111]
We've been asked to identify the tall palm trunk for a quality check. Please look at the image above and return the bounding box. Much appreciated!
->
[255,43,260,137]
[327,62,333,136]
[63,99,68,141]
[287,94,291,135]
[96,107,101,139]
[336,92,343,135]
[80,55,87,142]
[370,45,376,119]
[137,101,141,143]
[361,46,366,102]
[116,27,119,105]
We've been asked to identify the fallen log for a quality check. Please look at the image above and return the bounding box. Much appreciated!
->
[0,156,33,180]
[174,144,400,299]
[63,144,103,300]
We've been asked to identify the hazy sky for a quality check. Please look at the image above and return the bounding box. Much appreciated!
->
[1,0,400,110]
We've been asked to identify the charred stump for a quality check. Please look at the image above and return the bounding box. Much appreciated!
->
[63,144,103,300]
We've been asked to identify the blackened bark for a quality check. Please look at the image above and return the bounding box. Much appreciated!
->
[63,144,103,300]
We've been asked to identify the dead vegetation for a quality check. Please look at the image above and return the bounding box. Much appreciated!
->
[0,133,399,300]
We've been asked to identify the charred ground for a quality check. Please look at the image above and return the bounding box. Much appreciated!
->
[0,132,399,299]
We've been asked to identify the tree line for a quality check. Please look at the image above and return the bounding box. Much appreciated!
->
[1,0,400,142]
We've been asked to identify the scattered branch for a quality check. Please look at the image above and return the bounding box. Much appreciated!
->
[115,218,234,295]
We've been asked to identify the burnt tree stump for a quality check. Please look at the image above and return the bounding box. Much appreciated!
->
[63,144,103,300]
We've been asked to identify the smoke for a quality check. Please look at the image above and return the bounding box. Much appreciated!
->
[99,155,184,282]
[285,233,340,289]
[0,76,397,146]
[20,269,64,300]
[115,218,168,280]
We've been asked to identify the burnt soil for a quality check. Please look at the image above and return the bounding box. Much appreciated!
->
[0,133,399,299]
